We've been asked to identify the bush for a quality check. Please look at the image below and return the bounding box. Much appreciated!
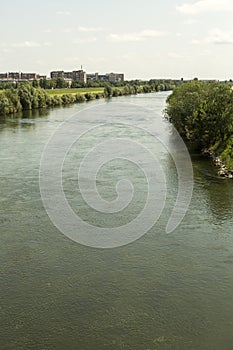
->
[84,93,95,101]
[51,95,63,106]
[61,94,76,105]
[75,94,86,103]
[166,81,233,170]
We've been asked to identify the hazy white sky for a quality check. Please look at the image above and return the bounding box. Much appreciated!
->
[0,0,232,80]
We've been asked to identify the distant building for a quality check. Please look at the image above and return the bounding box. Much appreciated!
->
[21,73,39,80]
[0,68,125,83]
[97,74,109,82]
[87,73,99,82]
[87,72,125,83]
[72,70,87,83]
[38,75,47,80]
[50,71,65,79]
[0,73,8,80]
[0,72,42,82]
[63,71,73,79]
[50,70,87,83]
[107,73,124,83]
[8,72,21,80]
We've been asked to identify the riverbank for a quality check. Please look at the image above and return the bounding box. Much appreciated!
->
[0,78,179,117]
[203,149,233,179]
[45,87,105,96]
[166,80,233,179]
[0,84,158,117]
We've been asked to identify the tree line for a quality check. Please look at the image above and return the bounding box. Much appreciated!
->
[166,80,233,171]
[0,81,174,117]
[0,78,179,91]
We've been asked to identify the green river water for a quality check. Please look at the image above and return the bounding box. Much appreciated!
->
[0,92,233,349]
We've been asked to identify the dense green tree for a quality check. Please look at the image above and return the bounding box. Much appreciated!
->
[51,95,63,106]
[84,93,95,101]
[55,78,69,89]
[32,79,39,88]
[166,80,233,170]
[4,89,22,113]
[75,94,86,103]
[112,89,120,97]
[104,85,113,97]
[61,94,76,105]
[18,84,33,110]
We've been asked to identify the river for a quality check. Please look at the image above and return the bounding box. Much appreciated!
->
[0,92,233,349]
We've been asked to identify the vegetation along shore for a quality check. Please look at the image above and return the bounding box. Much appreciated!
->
[166,80,233,178]
[1,78,232,178]
[0,78,176,116]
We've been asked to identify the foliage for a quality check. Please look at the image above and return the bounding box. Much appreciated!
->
[61,94,76,105]
[84,93,96,101]
[104,85,113,98]
[166,81,233,170]
[0,80,173,118]
[75,94,86,103]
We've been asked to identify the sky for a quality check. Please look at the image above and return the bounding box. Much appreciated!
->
[0,0,233,80]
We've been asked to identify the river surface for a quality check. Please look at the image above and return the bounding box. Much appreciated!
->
[0,92,233,350]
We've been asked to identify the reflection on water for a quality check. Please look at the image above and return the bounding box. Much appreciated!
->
[0,108,49,129]
[206,180,233,224]
[0,93,233,350]
[188,146,233,225]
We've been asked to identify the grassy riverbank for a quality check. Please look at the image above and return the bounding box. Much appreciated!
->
[46,87,105,96]
[0,83,157,117]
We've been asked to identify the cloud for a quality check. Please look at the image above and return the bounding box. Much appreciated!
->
[56,11,70,16]
[0,48,12,53]
[108,30,166,42]
[61,28,73,33]
[183,19,197,25]
[168,52,183,59]
[193,28,233,45]
[167,52,192,60]
[61,26,103,34]
[3,41,52,48]
[73,38,97,44]
[177,0,233,14]
[78,26,103,32]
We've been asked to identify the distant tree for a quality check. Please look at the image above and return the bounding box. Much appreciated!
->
[32,80,39,88]
[104,85,113,98]
[166,80,233,147]
[55,78,68,89]
[18,85,33,110]
[75,94,86,103]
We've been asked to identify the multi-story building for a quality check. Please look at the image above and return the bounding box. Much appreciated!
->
[8,72,21,80]
[0,73,8,80]
[50,71,65,79]
[0,69,125,83]
[87,73,99,82]
[89,73,125,83]
[21,73,39,80]
[107,73,124,83]
[63,72,73,79]
[50,70,87,83]
[98,74,109,82]
[72,70,87,83]
[0,72,42,81]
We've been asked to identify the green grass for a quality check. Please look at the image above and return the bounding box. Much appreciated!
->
[0,87,104,95]
[0,87,127,95]
[46,87,105,96]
